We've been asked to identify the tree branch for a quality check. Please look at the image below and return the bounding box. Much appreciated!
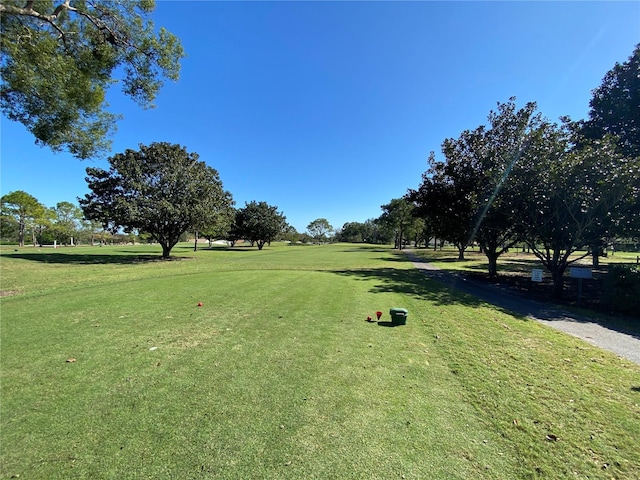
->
[1,1,121,45]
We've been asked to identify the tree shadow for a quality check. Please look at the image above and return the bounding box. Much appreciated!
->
[332,262,640,340]
[1,251,177,265]
[331,266,501,312]
[339,246,393,253]
[465,259,543,274]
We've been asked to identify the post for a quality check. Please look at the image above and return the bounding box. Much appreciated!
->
[577,278,583,304]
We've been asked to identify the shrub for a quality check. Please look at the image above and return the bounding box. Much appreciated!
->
[603,264,640,316]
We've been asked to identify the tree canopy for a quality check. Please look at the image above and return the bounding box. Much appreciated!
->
[0,190,46,246]
[408,93,638,294]
[583,43,640,158]
[335,219,390,244]
[410,99,540,267]
[232,201,287,250]
[306,218,333,244]
[0,0,185,159]
[513,119,638,297]
[409,151,476,260]
[377,198,416,250]
[79,142,233,258]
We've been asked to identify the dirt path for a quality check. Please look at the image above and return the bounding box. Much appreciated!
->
[404,250,640,366]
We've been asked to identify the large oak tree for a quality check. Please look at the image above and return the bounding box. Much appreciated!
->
[80,142,233,258]
[1,0,185,159]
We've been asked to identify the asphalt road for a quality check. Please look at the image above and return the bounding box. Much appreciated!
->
[404,250,640,366]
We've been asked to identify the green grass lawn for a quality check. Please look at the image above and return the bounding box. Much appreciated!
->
[1,243,639,479]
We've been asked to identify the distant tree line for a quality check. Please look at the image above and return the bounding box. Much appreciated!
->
[1,143,294,258]
[0,142,335,257]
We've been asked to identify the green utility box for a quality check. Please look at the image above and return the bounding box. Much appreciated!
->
[390,308,408,325]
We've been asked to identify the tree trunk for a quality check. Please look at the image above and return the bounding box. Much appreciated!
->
[257,240,265,250]
[161,242,172,258]
[551,268,565,299]
[591,244,600,268]
[193,232,198,252]
[487,253,498,278]
[457,244,465,261]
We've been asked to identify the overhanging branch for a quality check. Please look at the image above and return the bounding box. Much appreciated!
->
[1,1,121,46]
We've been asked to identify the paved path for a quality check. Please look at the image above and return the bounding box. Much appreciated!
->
[404,250,640,365]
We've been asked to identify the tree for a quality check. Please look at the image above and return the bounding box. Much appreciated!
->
[337,221,367,243]
[233,201,286,250]
[567,122,639,267]
[409,152,475,260]
[79,142,233,258]
[461,99,538,276]
[0,190,45,246]
[408,217,430,248]
[195,199,235,250]
[580,44,640,257]
[0,212,19,242]
[1,0,185,159]
[280,224,301,243]
[515,119,634,298]
[225,208,244,247]
[306,218,333,244]
[411,98,539,272]
[79,219,107,245]
[583,44,640,158]
[378,198,415,250]
[50,201,83,244]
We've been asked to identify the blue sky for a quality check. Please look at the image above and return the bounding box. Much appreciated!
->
[1,1,639,233]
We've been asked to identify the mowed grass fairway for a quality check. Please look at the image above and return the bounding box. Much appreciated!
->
[1,243,639,479]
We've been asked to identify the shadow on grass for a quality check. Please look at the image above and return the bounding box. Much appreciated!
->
[465,259,543,274]
[339,246,394,254]
[377,321,401,327]
[1,251,180,265]
[332,266,496,311]
[333,262,640,341]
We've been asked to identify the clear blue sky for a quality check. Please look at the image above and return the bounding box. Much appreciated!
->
[1,1,639,233]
